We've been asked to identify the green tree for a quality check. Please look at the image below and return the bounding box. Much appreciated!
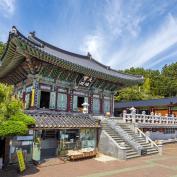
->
[116,67,162,101]
[0,83,35,137]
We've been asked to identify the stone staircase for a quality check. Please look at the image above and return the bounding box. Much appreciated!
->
[118,123,158,156]
[102,121,158,159]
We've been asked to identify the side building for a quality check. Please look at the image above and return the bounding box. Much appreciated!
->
[114,97,177,116]
[0,26,143,164]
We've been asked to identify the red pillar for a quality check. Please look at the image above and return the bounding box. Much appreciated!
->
[168,106,172,115]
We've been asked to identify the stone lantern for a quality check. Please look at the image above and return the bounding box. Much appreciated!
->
[82,102,89,114]
[129,107,136,114]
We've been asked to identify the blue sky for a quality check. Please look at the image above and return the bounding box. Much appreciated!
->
[1,0,177,70]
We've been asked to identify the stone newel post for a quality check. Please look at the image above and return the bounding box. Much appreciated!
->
[130,107,136,123]
[123,110,127,123]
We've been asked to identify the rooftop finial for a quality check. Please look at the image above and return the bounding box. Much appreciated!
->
[11,26,17,34]
[29,31,36,37]
[87,52,92,60]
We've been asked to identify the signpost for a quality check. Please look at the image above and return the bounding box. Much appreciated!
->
[16,150,26,172]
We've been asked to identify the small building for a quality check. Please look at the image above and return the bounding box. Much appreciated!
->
[0,27,142,165]
[114,97,177,116]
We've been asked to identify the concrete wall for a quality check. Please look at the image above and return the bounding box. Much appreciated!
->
[146,131,177,140]
[98,130,126,160]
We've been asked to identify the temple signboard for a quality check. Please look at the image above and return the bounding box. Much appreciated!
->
[79,76,94,87]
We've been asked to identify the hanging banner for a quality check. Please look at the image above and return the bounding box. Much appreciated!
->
[31,88,35,107]
[16,150,26,172]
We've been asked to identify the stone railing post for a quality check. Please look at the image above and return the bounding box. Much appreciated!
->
[158,141,163,155]
[123,110,127,123]
[151,112,154,124]
[158,114,162,124]
[142,111,146,123]
[172,114,175,124]
[165,114,168,124]
[130,107,136,123]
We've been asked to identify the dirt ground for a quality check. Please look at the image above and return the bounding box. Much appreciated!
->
[1,143,177,177]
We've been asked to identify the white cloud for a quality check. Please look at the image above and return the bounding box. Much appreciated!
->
[80,31,106,62]
[108,14,177,69]
[80,0,177,70]
[104,0,144,38]
[0,0,15,17]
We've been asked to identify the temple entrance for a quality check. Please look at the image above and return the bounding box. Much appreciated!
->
[40,91,50,109]
[40,130,58,160]
[78,96,84,112]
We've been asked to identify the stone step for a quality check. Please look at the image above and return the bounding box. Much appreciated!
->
[126,151,139,156]
[126,154,140,159]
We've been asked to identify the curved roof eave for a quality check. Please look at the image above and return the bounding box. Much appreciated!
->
[0,26,144,84]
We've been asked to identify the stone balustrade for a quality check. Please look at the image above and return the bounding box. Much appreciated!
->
[123,110,177,125]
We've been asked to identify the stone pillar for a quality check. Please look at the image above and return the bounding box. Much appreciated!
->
[123,110,127,123]
[158,141,163,155]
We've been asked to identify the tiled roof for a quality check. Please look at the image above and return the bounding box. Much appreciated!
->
[28,35,143,82]
[0,26,143,84]
[26,110,99,129]
[115,97,177,109]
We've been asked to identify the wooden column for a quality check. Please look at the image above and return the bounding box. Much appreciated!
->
[69,90,73,112]
[22,82,26,109]
[110,95,114,117]
[3,137,10,167]
[88,93,93,114]
[168,106,172,115]
[67,89,71,112]
[100,94,104,115]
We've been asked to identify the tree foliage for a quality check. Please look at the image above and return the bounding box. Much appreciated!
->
[0,83,35,137]
[116,63,177,102]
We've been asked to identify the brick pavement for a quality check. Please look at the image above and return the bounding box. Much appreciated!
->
[1,143,177,177]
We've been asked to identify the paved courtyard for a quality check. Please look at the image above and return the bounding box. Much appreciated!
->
[1,143,177,177]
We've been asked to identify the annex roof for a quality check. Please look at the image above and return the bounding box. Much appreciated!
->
[0,26,143,84]
[115,97,177,109]
[26,110,99,129]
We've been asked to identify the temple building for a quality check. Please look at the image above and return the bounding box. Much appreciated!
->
[0,27,143,164]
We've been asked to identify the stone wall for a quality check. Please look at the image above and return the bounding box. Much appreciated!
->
[146,131,177,140]
[98,130,126,160]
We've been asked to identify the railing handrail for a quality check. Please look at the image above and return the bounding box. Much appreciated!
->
[135,127,159,151]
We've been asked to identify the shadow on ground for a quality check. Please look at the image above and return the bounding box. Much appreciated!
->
[0,163,39,177]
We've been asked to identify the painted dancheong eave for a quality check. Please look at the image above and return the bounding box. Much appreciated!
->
[0,26,143,85]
